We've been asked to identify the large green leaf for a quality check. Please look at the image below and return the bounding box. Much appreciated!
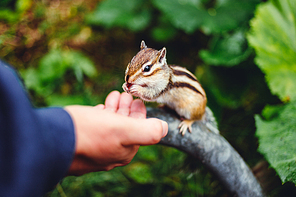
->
[202,0,260,34]
[247,0,296,101]
[152,0,207,34]
[199,29,252,66]
[255,102,296,184]
[86,0,151,31]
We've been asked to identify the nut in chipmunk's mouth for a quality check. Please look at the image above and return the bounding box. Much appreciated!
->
[122,82,148,97]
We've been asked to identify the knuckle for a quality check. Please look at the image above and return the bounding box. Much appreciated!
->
[151,136,161,144]
[150,122,163,143]
[121,159,132,166]
[104,166,113,171]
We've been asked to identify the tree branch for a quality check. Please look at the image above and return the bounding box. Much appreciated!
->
[147,107,265,197]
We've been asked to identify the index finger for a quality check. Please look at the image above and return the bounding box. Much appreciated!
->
[105,91,120,112]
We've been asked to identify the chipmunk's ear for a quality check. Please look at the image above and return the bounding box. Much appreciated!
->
[140,40,147,50]
[158,47,166,64]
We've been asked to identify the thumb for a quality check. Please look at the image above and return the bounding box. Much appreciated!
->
[121,118,168,146]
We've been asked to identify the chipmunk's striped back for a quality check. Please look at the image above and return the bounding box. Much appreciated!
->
[168,65,205,97]
[154,64,206,121]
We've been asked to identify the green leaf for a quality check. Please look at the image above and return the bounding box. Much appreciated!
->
[64,51,98,82]
[0,9,19,23]
[38,49,67,82]
[247,0,296,101]
[202,0,260,34]
[20,67,40,91]
[256,102,296,184]
[39,49,97,82]
[86,0,151,31]
[200,29,252,66]
[152,0,207,33]
[16,0,32,13]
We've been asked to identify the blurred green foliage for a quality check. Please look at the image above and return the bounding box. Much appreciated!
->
[1,0,296,196]
[47,146,221,197]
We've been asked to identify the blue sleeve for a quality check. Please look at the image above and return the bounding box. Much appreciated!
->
[0,60,76,196]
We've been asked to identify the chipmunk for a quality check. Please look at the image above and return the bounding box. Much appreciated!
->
[122,41,207,135]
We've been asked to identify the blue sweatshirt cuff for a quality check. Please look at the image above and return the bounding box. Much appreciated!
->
[34,107,75,191]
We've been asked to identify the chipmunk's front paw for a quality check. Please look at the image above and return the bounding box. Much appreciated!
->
[178,120,195,136]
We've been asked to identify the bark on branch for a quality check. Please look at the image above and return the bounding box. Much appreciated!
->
[147,107,265,197]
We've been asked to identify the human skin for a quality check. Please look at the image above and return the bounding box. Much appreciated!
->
[65,91,168,175]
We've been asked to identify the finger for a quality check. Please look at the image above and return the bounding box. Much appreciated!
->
[121,118,168,146]
[116,92,133,116]
[104,91,120,112]
[129,99,146,119]
[94,104,105,110]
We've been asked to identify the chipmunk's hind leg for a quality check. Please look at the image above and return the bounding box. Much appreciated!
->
[178,119,195,136]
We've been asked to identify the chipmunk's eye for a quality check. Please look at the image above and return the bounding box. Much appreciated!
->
[143,65,151,72]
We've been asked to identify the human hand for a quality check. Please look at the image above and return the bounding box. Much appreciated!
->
[65,91,168,175]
